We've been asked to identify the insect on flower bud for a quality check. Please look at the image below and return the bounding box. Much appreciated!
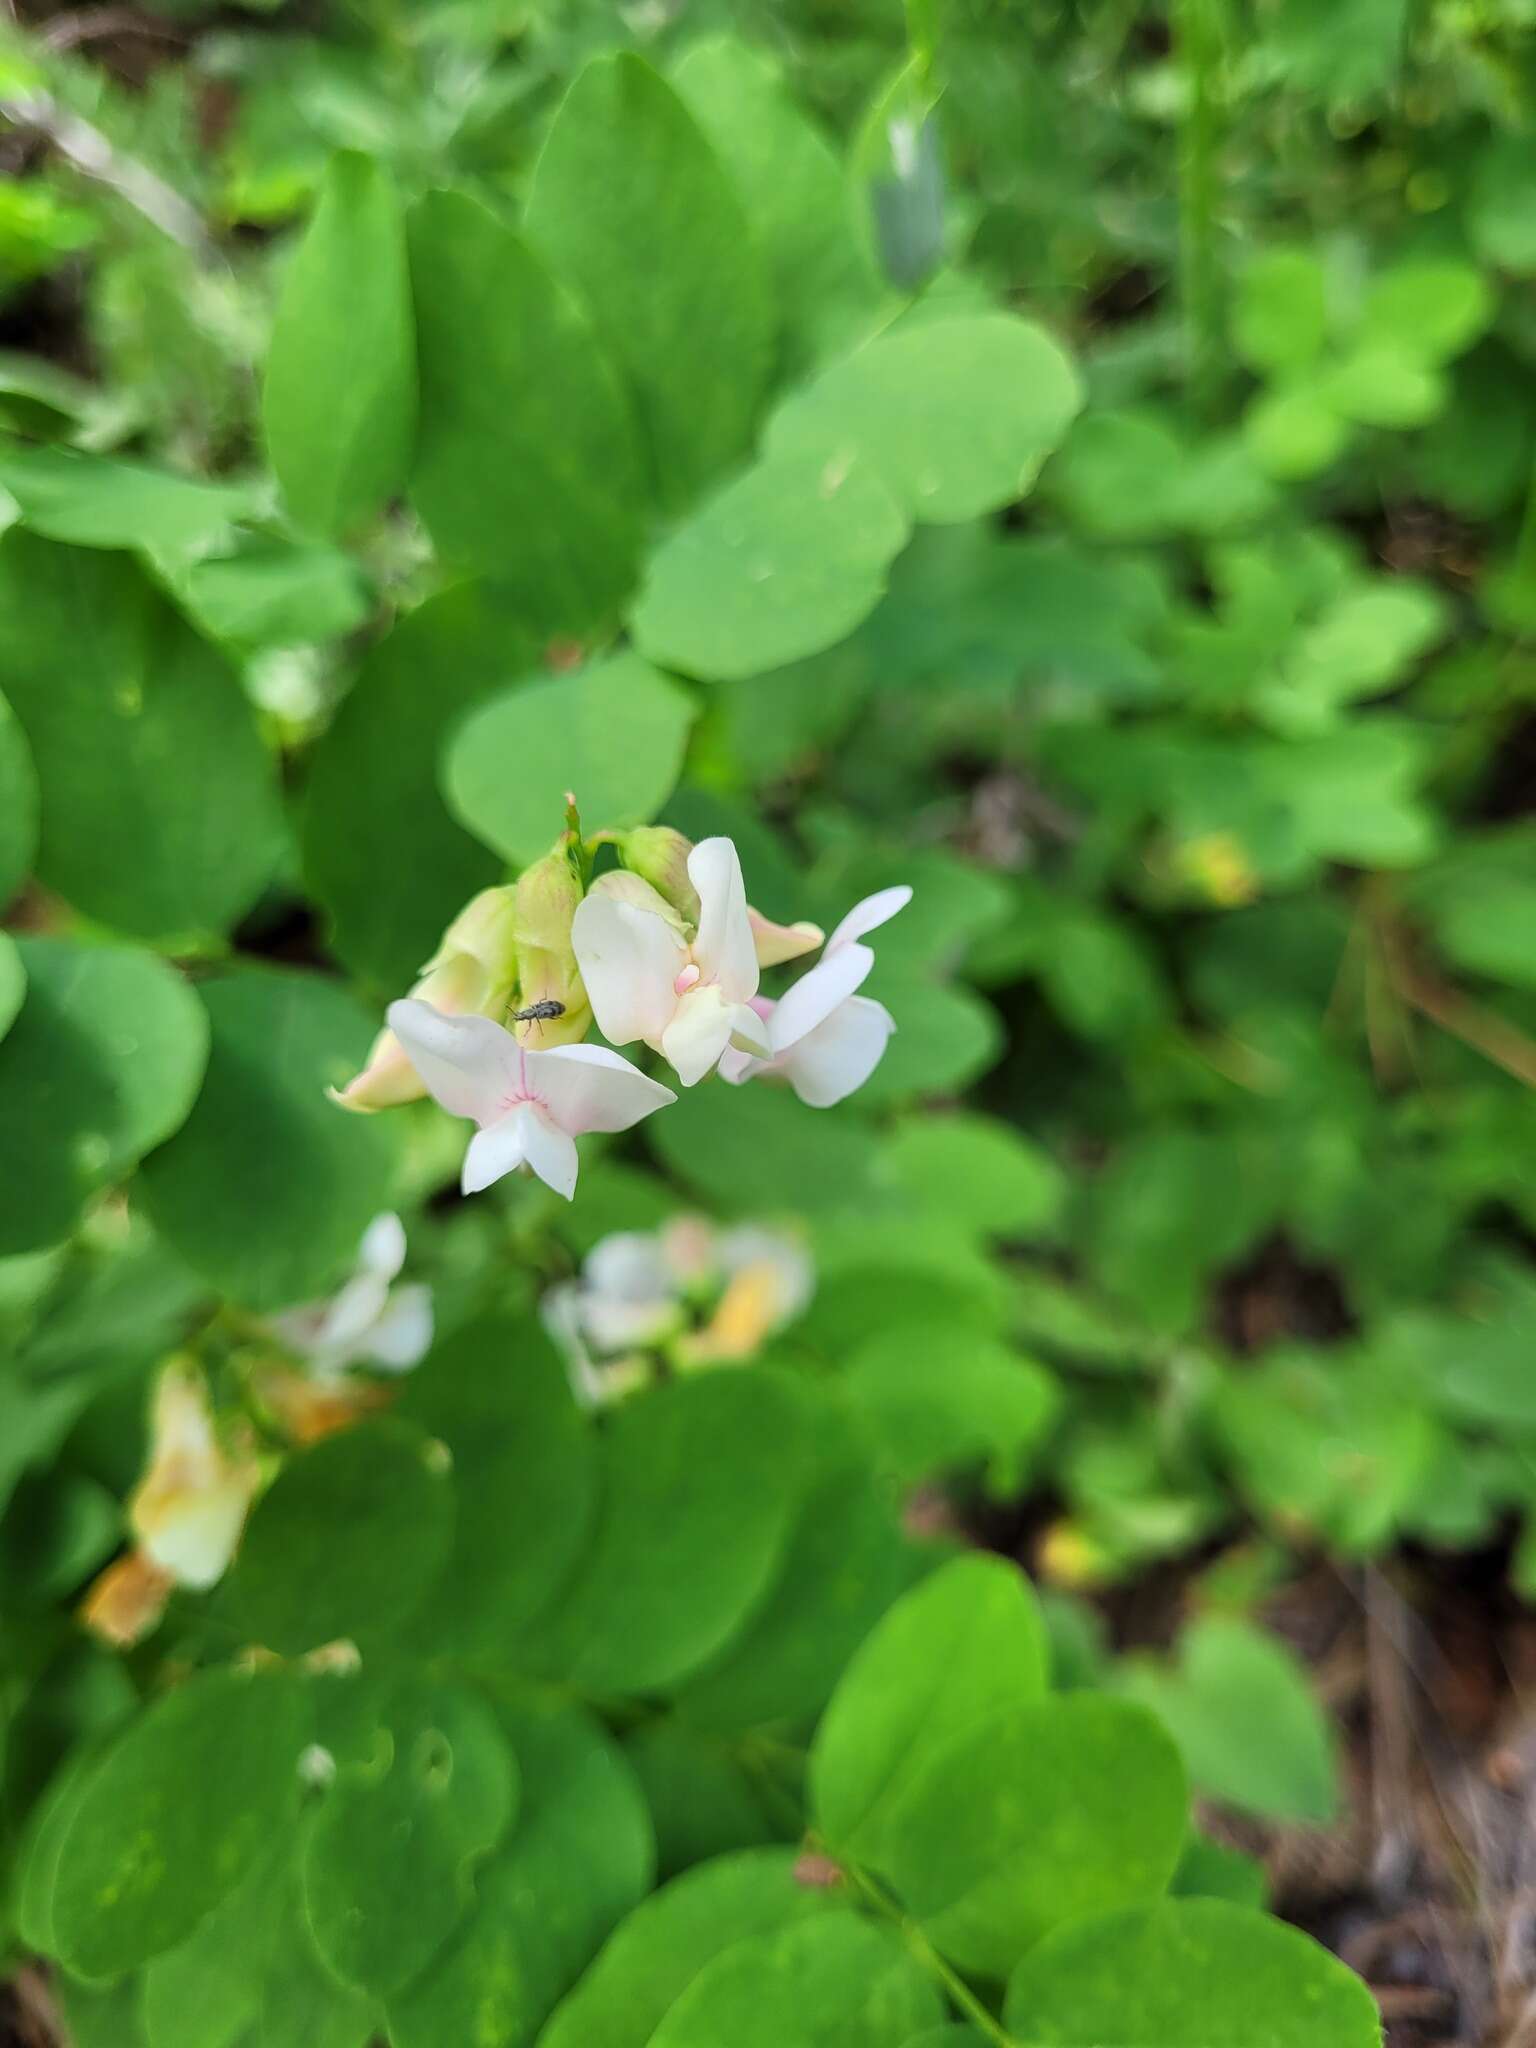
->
[511,850,592,1046]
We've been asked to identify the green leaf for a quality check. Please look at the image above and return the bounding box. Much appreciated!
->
[526,53,771,513]
[1243,381,1350,479]
[174,538,373,651]
[876,1114,1065,1240]
[1122,1616,1338,1823]
[300,583,529,993]
[0,687,38,908]
[444,651,695,866]
[630,443,907,682]
[622,1723,783,1880]
[393,1316,597,1657]
[0,535,284,943]
[538,1848,834,2048]
[675,1402,908,1733]
[0,444,252,553]
[263,150,415,538]
[49,1669,309,1979]
[231,1418,454,1656]
[669,38,876,370]
[408,190,643,623]
[647,1914,943,2048]
[0,937,208,1256]
[851,973,1001,1106]
[1232,249,1329,374]
[811,1556,1049,1865]
[880,1696,1188,1977]
[142,1836,291,2048]
[1171,1833,1268,1909]
[302,1678,518,1995]
[647,1065,882,1216]
[767,314,1081,524]
[839,1322,1059,1491]
[1322,346,1443,430]
[0,930,24,1044]
[137,967,399,1309]
[534,1372,816,1696]
[1360,262,1493,365]
[386,1699,653,2048]
[1002,1899,1382,2047]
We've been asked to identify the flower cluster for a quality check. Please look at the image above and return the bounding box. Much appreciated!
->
[544,1214,814,1405]
[334,825,910,1203]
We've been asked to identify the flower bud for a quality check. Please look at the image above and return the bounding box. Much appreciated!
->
[332,887,521,1111]
[748,906,824,967]
[617,827,701,925]
[512,852,592,1047]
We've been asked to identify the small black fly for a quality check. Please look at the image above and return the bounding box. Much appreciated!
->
[510,999,566,1026]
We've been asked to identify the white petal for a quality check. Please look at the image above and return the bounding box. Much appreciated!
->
[770,943,874,1054]
[717,1045,761,1086]
[727,1003,772,1059]
[387,1001,519,1124]
[826,884,913,955]
[783,994,896,1108]
[308,1268,392,1367]
[357,1213,407,1283]
[518,1105,580,1201]
[462,1105,531,1193]
[687,837,759,1004]
[364,1284,435,1372]
[660,984,737,1087]
[138,1487,252,1590]
[571,886,685,1048]
[585,1230,675,1306]
[527,1041,678,1133]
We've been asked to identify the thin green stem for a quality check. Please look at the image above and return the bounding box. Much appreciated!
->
[904,0,941,95]
[1175,0,1227,422]
[843,1861,1020,2047]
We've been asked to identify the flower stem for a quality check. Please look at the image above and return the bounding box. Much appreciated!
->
[842,1862,1020,2046]
[1175,0,1227,422]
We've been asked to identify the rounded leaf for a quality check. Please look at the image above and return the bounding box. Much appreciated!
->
[231,1418,454,1655]
[1002,1898,1382,2048]
[50,1669,310,1979]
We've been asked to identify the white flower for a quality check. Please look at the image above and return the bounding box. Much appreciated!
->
[267,1213,434,1380]
[721,885,912,1107]
[387,999,675,1202]
[128,1365,262,1591]
[571,837,771,1087]
[543,1215,815,1396]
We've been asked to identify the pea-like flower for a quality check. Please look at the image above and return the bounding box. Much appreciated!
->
[131,1364,262,1592]
[386,999,675,1201]
[571,837,772,1087]
[266,1212,433,1379]
[721,885,912,1107]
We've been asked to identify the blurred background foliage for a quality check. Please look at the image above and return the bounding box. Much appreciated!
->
[4,0,1536,2035]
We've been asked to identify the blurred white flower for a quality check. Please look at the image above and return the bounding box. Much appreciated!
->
[721,885,911,1107]
[128,1364,262,1592]
[544,1215,814,1402]
[267,1212,434,1379]
[387,1000,675,1201]
[572,837,771,1086]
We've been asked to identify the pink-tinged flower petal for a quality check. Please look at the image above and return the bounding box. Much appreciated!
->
[527,1041,677,1134]
[749,907,824,968]
[728,1003,772,1058]
[660,983,739,1087]
[688,837,759,1005]
[717,1044,762,1086]
[571,885,685,1048]
[827,884,913,955]
[770,942,875,1054]
[462,1104,532,1193]
[387,1001,519,1125]
[783,994,896,1107]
